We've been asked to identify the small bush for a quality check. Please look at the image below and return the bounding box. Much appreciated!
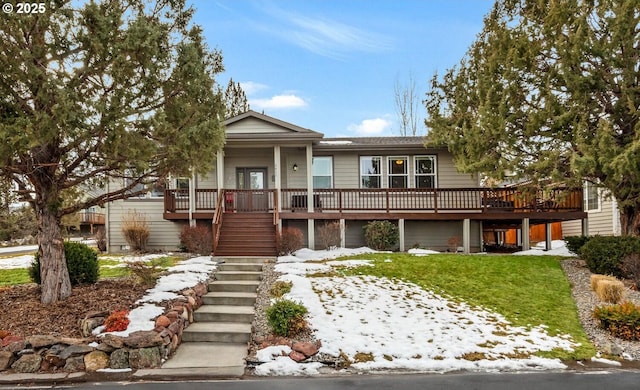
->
[594,302,640,341]
[127,260,164,287]
[270,280,293,298]
[621,253,640,289]
[121,210,150,252]
[179,225,212,255]
[595,280,626,304]
[580,236,640,278]
[590,274,619,291]
[318,221,341,250]
[276,227,304,256]
[104,310,130,332]
[95,228,107,252]
[30,241,99,286]
[363,220,399,251]
[564,236,591,256]
[266,299,308,337]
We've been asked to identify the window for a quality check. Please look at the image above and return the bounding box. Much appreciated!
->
[176,177,189,191]
[124,170,165,199]
[312,156,333,188]
[415,156,437,188]
[388,157,408,188]
[360,156,381,188]
[584,181,600,211]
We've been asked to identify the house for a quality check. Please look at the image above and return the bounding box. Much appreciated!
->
[562,182,621,237]
[105,111,587,255]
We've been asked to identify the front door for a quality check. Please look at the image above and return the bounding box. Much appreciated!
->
[235,168,268,211]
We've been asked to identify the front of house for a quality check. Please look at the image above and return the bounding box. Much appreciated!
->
[105,111,587,255]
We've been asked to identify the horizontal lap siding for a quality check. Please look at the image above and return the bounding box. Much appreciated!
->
[563,197,617,236]
[404,220,481,252]
[108,199,185,253]
[227,117,291,134]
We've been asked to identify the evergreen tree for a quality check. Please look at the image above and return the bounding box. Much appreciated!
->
[425,0,640,235]
[224,78,250,118]
[0,0,226,303]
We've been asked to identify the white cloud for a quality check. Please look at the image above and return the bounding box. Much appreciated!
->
[250,94,308,110]
[240,81,268,96]
[348,118,392,136]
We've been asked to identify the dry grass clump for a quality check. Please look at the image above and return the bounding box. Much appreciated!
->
[591,274,626,304]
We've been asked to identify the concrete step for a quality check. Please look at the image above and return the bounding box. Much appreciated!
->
[208,280,260,293]
[203,291,257,306]
[158,342,248,376]
[215,271,262,281]
[214,256,273,265]
[218,263,263,272]
[193,305,255,323]
[182,322,251,343]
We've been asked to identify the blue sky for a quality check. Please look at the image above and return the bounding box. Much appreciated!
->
[191,0,495,137]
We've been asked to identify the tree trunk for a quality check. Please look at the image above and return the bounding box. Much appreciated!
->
[37,205,72,304]
[619,205,640,236]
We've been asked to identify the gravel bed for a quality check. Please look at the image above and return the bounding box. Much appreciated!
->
[248,257,640,369]
[560,258,640,359]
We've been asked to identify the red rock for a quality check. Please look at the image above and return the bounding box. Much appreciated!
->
[155,315,171,328]
[1,335,23,347]
[171,305,185,314]
[165,311,179,321]
[292,342,320,357]
[288,351,307,362]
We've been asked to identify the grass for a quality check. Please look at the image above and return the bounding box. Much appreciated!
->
[340,252,596,360]
[0,254,182,286]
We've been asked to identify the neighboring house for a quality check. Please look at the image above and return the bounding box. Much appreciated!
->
[562,182,621,237]
[105,111,587,255]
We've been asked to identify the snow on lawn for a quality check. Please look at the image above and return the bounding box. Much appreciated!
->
[0,252,173,270]
[255,247,578,376]
[96,255,218,338]
[513,240,576,257]
[0,254,37,270]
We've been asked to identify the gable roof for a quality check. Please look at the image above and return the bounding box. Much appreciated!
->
[224,110,324,142]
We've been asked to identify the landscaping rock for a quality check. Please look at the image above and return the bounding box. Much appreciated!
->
[110,349,129,369]
[64,356,85,372]
[0,350,14,370]
[292,342,319,358]
[129,347,161,369]
[289,351,307,362]
[84,350,110,371]
[155,315,171,328]
[123,331,164,349]
[101,334,125,349]
[26,335,60,349]
[11,354,42,373]
[80,317,105,337]
[60,344,94,360]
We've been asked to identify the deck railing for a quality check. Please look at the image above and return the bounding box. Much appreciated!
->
[165,187,583,214]
[79,211,105,225]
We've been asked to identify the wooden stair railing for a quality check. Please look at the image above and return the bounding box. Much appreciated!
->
[212,189,225,254]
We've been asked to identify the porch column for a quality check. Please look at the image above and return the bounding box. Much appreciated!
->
[274,146,281,213]
[306,144,313,212]
[462,219,471,254]
[398,219,405,252]
[479,221,484,252]
[216,150,224,190]
[522,218,531,251]
[189,171,196,227]
[308,219,315,249]
[545,223,552,251]
[582,216,589,237]
[340,219,346,248]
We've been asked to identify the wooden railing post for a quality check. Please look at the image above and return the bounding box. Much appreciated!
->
[433,188,438,212]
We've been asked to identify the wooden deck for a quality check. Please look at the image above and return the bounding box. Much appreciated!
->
[163,187,585,223]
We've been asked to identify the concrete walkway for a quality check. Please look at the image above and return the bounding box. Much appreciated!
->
[137,256,271,379]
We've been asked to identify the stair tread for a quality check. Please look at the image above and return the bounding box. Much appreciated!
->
[204,291,257,298]
[184,322,252,333]
[210,280,260,285]
[195,305,255,314]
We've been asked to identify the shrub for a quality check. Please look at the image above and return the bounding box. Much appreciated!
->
[590,274,619,291]
[179,225,212,255]
[580,235,640,278]
[95,228,107,252]
[121,210,150,252]
[104,310,130,332]
[270,280,293,298]
[266,299,308,337]
[318,221,341,250]
[564,235,591,256]
[595,280,626,304]
[593,302,640,341]
[363,220,399,251]
[621,253,640,289]
[127,260,164,287]
[29,241,99,286]
[276,227,304,256]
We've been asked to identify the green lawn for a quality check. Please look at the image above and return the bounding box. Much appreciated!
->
[340,253,596,360]
[0,255,182,286]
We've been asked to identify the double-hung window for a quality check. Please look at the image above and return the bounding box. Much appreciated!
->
[584,181,600,211]
[312,156,333,188]
[360,156,381,188]
[415,156,437,188]
[388,157,408,188]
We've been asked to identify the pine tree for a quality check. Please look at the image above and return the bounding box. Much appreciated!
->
[425,0,640,235]
[0,0,226,303]
[225,78,250,118]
